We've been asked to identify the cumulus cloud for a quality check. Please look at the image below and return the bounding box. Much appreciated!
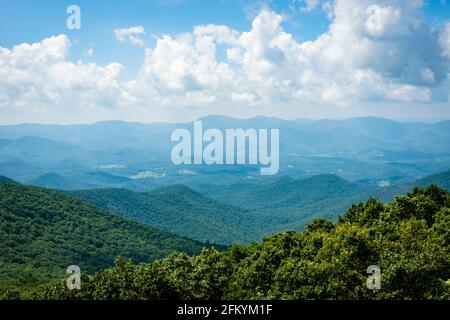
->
[290,0,446,102]
[1,0,450,118]
[126,31,236,107]
[126,1,447,107]
[114,26,146,47]
[0,35,125,111]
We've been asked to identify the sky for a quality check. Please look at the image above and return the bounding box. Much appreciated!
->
[0,0,450,124]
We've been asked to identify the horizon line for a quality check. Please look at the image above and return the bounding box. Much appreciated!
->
[1,115,450,127]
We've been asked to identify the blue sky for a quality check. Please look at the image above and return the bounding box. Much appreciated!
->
[1,0,450,124]
[0,0,332,73]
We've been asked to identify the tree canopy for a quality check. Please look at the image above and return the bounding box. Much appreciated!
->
[23,185,449,300]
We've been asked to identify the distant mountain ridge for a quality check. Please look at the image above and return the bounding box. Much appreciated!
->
[1,115,450,189]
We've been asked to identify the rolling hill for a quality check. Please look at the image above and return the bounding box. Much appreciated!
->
[415,170,450,190]
[192,170,450,234]
[0,175,17,185]
[70,184,261,245]
[30,171,132,190]
[213,174,371,210]
[32,184,450,300]
[0,179,207,289]
[1,169,449,297]
[68,171,450,244]
[205,174,379,233]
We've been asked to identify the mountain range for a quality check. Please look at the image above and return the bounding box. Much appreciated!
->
[1,167,449,294]
[1,171,449,298]
[1,115,450,295]
[1,116,450,190]
[67,170,450,244]
[69,184,260,245]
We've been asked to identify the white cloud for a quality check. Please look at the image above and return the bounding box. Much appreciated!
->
[440,22,450,59]
[114,26,146,47]
[299,0,319,13]
[231,92,257,103]
[125,2,448,108]
[126,31,236,107]
[365,5,403,37]
[86,48,94,57]
[0,35,125,111]
[193,24,239,45]
[1,1,450,121]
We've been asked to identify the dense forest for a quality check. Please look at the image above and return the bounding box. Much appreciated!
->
[0,180,209,297]
[70,185,261,245]
[69,171,450,245]
[5,184,448,300]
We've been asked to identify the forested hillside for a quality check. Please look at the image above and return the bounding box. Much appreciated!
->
[69,172,450,244]
[0,175,17,184]
[210,174,375,231]
[0,180,207,296]
[69,174,373,244]
[27,185,449,300]
[70,185,261,244]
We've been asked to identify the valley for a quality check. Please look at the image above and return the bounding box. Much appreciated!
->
[1,116,449,299]
[1,116,450,191]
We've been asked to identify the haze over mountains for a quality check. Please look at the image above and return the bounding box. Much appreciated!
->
[1,115,450,244]
[66,170,450,245]
[1,115,450,295]
[1,116,450,190]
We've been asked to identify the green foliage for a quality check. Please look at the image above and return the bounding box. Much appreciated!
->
[70,185,261,245]
[213,174,374,232]
[33,185,450,300]
[0,183,207,297]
